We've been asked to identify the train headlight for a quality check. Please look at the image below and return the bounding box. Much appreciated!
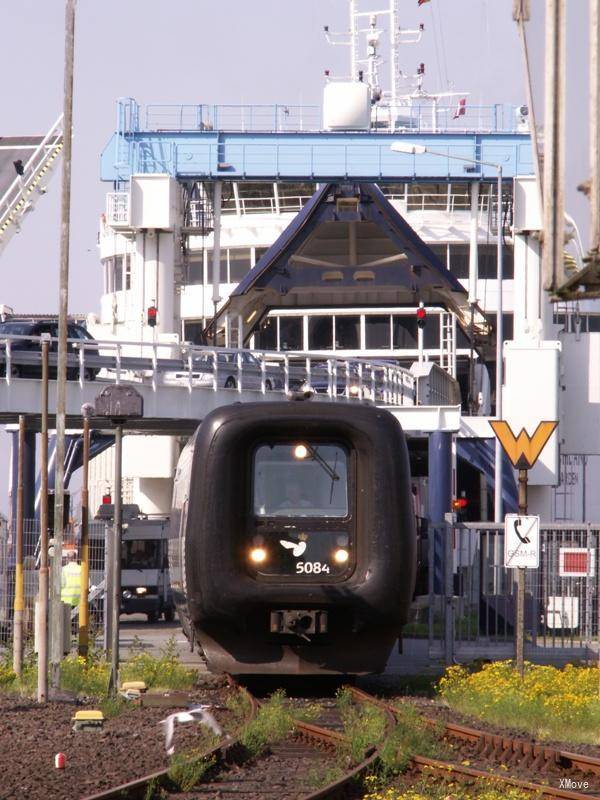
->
[293,444,309,460]
[135,587,148,595]
[333,548,349,564]
[249,547,267,564]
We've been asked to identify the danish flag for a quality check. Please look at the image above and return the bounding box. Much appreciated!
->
[453,98,467,119]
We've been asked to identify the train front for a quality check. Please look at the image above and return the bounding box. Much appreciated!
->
[171,401,416,675]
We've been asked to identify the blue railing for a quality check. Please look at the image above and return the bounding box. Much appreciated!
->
[116,98,522,135]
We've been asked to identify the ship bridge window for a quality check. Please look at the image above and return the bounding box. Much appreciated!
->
[187,258,203,284]
[448,244,514,280]
[392,313,441,349]
[335,316,360,349]
[308,316,334,350]
[485,313,514,343]
[255,317,277,350]
[229,248,251,282]
[183,320,205,345]
[365,315,392,349]
[407,183,450,211]
[280,317,303,351]
[253,443,348,518]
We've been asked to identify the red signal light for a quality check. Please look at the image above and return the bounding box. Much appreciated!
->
[102,493,111,505]
[452,497,468,511]
[147,306,158,327]
[416,306,427,329]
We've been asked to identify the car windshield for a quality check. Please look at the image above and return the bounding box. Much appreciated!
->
[0,323,34,335]
[121,539,161,569]
[253,442,348,517]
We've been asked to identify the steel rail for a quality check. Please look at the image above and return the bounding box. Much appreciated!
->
[80,685,258,800]
[350,688,600,799]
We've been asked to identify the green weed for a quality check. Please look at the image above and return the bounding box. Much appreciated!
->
[240,689,294,759]
[168,751,216,792]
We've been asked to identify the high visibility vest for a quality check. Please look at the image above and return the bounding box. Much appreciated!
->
[61,562,82,607]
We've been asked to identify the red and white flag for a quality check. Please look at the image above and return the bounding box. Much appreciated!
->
[453,98,467,119]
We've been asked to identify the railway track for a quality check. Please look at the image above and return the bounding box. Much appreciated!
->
[81,683,600,800]
[351,687,600,799]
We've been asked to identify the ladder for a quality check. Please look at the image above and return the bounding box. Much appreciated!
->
[441,312,457,377]
[0,115,64,256]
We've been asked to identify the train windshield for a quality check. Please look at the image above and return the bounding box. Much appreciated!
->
[253,442,348,517]
[121,539,161,570]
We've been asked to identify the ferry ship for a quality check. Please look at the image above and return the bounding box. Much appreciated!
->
[75,1,591,528]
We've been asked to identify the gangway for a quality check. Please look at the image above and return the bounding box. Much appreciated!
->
[0,115,63,255]
[0,335,460,434]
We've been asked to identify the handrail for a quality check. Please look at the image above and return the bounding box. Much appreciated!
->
[0,117,64,243]
[0,334,432,408]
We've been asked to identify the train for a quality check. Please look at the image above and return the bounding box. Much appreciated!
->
[168,399,416,675]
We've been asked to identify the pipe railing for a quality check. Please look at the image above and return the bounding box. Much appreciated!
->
[0,335,433,408]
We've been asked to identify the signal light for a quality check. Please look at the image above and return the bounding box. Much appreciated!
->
[147,305,158,327]
[249,547,267,564]
[102,492,111,505]
[452,497,468,511]
[416,305,427,329]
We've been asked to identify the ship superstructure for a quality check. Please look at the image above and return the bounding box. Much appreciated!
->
[83,0,591,527]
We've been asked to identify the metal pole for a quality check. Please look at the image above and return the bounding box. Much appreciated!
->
[494,166,504,522]
[211,181,222,345]
[109,424,123,693]
[590,0,600,253]
[541,0,566,291]
[78,410,90,657]
[516,468,528,677]
[37,337,49,702]
[50,0,76,689]
[12,415,25,678]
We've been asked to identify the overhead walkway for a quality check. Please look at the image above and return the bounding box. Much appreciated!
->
[0,335,460,435]
[0,116,63,255]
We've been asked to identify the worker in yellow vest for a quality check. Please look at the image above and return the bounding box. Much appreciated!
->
[61,550,82,607]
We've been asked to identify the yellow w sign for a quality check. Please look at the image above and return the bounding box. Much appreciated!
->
[489,420,558,469]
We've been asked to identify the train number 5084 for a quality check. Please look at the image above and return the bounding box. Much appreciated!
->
[296,561,330,574]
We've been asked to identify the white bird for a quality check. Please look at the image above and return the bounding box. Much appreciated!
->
[279,539,306,557]
[159,705,223,755]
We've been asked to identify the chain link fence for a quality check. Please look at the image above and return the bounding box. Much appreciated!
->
[0,519,109,648]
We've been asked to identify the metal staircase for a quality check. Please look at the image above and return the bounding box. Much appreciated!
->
[0,115,63,255]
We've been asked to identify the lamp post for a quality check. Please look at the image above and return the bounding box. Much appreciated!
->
[391,142,505,522]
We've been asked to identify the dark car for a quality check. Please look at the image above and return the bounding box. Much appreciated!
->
[0,319,99,380]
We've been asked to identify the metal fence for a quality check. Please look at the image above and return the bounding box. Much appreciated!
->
[426,522,600,664]
[0,519,108,648]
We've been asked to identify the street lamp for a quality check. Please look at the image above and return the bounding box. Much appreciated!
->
[391,141,505,522]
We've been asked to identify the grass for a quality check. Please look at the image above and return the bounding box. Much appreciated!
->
[378,702,447,776]
[0,636,197,698]
[362,772,531,800]
[167,751,216,792]
[437,660,600,745]
[336,687,388,765]
[239,689,295,759]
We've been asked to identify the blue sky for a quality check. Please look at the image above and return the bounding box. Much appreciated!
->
[0,0,590,511]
